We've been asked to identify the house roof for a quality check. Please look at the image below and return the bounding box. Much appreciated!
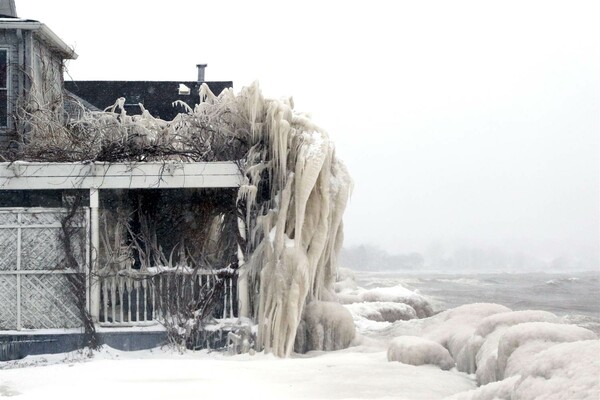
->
[63,90,101,119]
[64,80,233,121]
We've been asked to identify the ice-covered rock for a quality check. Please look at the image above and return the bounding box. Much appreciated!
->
[476,322,596,385]
[294,301,356,353]
[423,303,511,363]
[447,340,600,400]
[359,285,433,318]
[474,310,559,339]
[344,301,417,323]
[441,303,512,322]
[511,340,600,400]
[387,336,455,370]
[495,322,597,380]
[503,340,557,379]
[457,310,558,374]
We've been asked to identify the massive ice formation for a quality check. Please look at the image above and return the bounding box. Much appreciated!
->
[220,83,353,357]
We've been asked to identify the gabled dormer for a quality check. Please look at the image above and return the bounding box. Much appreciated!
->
[0,0,76,151]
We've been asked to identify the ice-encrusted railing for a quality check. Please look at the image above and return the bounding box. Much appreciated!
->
[98,267,236,326]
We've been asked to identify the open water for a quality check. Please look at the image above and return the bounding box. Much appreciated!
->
[353,270,600,334]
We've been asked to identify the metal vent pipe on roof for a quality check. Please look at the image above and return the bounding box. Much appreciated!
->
[197,64,207,82]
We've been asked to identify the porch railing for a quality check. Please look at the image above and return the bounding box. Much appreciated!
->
[98,268,236,327]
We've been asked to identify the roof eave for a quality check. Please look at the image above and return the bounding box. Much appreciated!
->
[38,24,77,60]
[0,21,77,60]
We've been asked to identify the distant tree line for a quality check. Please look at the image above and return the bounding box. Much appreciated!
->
[340,243,598,272]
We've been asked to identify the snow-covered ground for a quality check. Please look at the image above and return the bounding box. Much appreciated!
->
[1,269,598,399]
[0,346,475,399]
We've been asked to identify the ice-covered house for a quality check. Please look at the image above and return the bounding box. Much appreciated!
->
[0,1,352,360]
[0,1,244,358]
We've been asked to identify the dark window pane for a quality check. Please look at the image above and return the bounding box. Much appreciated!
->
[0,89,6,127]
[0,190,88,208]
[0,50,6,89]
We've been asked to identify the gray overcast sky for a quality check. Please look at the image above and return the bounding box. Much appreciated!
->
[18,0,599,264]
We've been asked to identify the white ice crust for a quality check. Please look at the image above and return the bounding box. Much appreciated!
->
[388,336,455,370]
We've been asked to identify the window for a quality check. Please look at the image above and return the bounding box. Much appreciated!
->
[0,49,7,127]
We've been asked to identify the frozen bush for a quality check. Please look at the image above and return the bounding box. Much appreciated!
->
[387,336,455,370]
[294,301,356,353]
[496,322,597,380]
[344,301,417,322]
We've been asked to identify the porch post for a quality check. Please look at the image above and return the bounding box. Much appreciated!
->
[89,188,100,322]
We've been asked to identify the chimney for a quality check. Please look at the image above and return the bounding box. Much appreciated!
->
[0,0,17,17]
[196,64,207,82]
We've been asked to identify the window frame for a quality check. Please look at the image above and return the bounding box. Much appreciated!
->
[0,47,10,129]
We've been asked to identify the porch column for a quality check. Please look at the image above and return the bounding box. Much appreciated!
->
[89,188,100,322]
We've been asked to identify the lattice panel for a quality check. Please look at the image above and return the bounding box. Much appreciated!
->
[0,213,17,225]
[0,276,17,330]
[20,211,63,225]
[20,274,81,329]
[20,228,65,270]
[0,209,89,330]
[0,228,17,271]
